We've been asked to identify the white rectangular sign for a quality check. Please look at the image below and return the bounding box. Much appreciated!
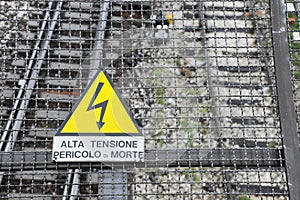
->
[52,136,144,162]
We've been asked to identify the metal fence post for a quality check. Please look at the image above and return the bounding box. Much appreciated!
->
[270,1,300,199]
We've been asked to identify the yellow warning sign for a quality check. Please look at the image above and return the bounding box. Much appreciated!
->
[56,70,141,135]
[53,70,144,162]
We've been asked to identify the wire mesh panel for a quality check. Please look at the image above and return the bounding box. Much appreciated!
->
[287,1,300,140]
[0,0,297,199]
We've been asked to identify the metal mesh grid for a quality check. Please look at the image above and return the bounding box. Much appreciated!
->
[287,0,300,138]
[0,0,297,199]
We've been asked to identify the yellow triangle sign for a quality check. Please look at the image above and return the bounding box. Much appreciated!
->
[56,70,142,136]
[53,70,144,162]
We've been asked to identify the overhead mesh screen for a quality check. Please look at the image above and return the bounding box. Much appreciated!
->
[0,0,298,199]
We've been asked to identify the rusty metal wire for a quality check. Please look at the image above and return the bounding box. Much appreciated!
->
[0,0,298,199]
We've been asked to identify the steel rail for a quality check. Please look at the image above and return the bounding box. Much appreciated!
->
[0,1,63,151]
[62,169,75,200]
[248,0,277,100]
[198,1,280,198]
[64,2,110,199]
[198,2,235,198]
[63,169,80,200]
[89,1,110,80]
[0,1,63,184]
[0,2,52,151]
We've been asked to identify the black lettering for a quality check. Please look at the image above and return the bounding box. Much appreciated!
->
[132,141,137,148]
[111,151,118,158]
[110,150,143,159]
[53,151,59,159]
[94,151,101,158]
[139,151,144,159]
[91,141,96,148]
[54,150,118,160]
[125,141,131,148]
[75,151,81,158]
[119,151,125,158]
[60,151,65,158]
[61,141,67,148]
[78,141,84,148]
[82,151,88,158]
[109,140,115,148]
[126,151,132,158]
[132,151,137,158]
[66,151,72,158]
[89,140,139,149]
[118,141,125,148]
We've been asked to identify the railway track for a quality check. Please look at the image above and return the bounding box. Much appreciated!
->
[0,1,154,199]
[0,0,288,199]
[200,2,274,145]
[0,1,104,198]
[199,0,285,197]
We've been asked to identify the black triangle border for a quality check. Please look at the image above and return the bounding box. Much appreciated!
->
[54,70,143,137]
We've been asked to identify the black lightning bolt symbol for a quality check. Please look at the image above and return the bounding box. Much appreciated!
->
[87,82,108,130]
